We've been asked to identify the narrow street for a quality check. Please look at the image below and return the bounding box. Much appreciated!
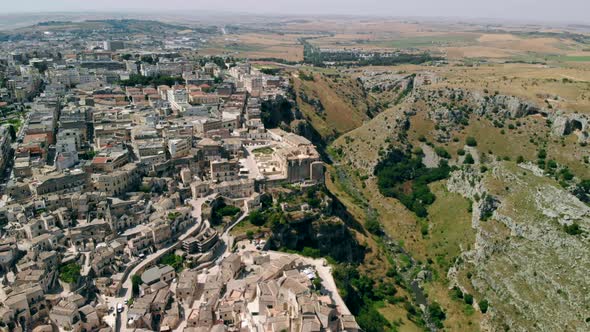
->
[104,195,212,331]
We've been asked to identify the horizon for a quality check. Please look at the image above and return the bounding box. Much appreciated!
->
[0,11,588,29]
[1,0,589,25]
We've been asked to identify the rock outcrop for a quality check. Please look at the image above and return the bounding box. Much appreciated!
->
[550,112,589,142]
[447,163,590,332]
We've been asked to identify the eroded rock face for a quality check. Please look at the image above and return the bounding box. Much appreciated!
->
[485,95,543,119]
[416,87,589,143]
[550,113,589,141]
[447,163,590,332]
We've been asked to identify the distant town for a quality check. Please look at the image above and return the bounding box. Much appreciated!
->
[0,20,360,332]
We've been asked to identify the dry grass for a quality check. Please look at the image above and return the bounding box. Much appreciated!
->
[202,33,305,61]
[378,302,424,332]
[292,71,370,138]
[446,46,518,59]
[425,282,482,331]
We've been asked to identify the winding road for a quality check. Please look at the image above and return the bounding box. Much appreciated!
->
[105,195,212,331]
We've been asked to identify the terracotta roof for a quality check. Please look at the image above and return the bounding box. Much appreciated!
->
[92,157,110,164]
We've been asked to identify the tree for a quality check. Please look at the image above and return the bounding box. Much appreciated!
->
[8,125,16,140]
[434,147,451,159]
[160,254,184,272]
[479,299,489,313]
[464,293,474,305]
[464,153,475,165]
[260,96,293,128]
[249,210,266,227]
[140,55,156,64]
[450,286,463,300]
[365,218,382,235]
[376,148,450,218]
[560,168,574,181]
[33,61,48,73]
[312,277,322,290]
[59,263,81,284]
[428,302,447,328]
[564,223,583,236]
[466,136,477,147]
[131,275,142,297]
[356,306,391,332]
[260,194,273,210]
[574,179,590,203]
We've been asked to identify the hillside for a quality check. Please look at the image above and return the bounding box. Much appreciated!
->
[291,69,377,142]
[326,62,590,331]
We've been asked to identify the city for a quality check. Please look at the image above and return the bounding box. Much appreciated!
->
[0,20,359,332]
[2,2,590,332]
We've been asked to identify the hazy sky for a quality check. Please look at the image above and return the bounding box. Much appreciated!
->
[2,0,589,24]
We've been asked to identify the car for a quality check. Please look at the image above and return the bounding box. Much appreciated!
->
[117,303,124,313]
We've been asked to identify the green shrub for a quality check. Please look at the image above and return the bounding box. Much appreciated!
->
[450,286,463,300]
[132,275,142,296]
[560,168,574,181]
[375,149,450,217]
[160,254,184,272]
[479,299,489,313]
[435,147,451,159]
[365,218,382,235]
[249,210,266,226]
[429,302,447,329]
[466,137,477,147]
[301,247,321,258]
[564,223,583,236]
[218,205,241,217]
[356,305,391,332]
[59,263,81,284]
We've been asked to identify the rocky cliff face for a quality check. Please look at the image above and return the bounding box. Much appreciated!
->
[269,213,366,263]
[550,113,589,142]
[447,162,590,332]
[413,86,590,143]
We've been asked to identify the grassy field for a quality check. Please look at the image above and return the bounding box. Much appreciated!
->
[378,302,423,332]
[202,33,305,61]
[198,19,590,65]
[383,34,479,49]
[426,181,475,274]
[228,219,265,237]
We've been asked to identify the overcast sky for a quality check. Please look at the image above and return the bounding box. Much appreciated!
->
[2,0,588,24]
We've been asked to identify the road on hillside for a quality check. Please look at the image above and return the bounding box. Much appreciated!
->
[105,195,212,331]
